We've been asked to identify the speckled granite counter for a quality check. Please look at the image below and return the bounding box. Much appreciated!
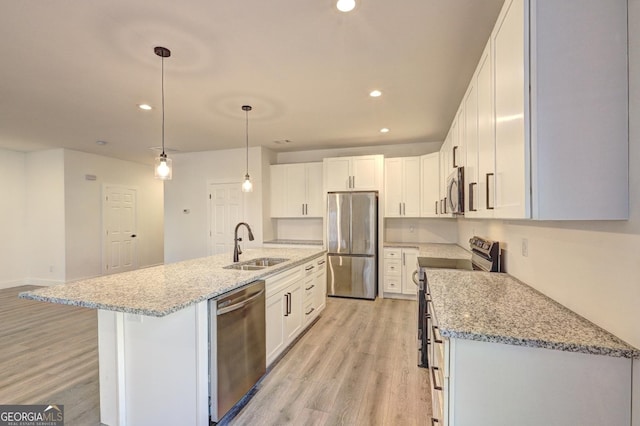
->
[263,239,323,246]
[426,269,639,358]
[19,248,325,317]
[384,242,471,259]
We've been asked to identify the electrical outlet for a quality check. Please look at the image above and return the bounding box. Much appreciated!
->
[521,238,529,257]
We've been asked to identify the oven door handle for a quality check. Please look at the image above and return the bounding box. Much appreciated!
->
[412,270,420,287]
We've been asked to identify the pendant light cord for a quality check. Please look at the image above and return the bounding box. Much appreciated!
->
[245,108,249,175]
[161,54,166,157]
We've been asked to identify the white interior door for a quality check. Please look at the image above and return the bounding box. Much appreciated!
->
[209,183,244,255]
[103,186,137,274]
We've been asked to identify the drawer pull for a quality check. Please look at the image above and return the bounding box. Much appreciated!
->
[431,418,439,425]
[432,326,443,344]
[305,307,315,316]
[431,367,443,391]
[317,260,325,265]
[305,265,315,271]
[305,285,315,291]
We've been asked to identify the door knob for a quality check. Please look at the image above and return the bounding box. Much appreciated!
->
[131,234,137,238]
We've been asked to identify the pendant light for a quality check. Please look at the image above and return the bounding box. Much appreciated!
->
[241,105,253,192]
[154,46,172,180]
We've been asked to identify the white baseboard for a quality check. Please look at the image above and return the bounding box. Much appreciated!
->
[0,280,28,290]
[24,278,66,287]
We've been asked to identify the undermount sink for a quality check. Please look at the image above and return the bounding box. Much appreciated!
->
[223,257,289,271]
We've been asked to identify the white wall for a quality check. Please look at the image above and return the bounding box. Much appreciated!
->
[0,149,27,288]
[163,146,264,263]
[25,149,66,285]
[456,0,640,350]
[63,149,164,281]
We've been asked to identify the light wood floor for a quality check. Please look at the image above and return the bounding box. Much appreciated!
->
[0,287,430,426]
[0,286,100,425]
[230,296,432,426]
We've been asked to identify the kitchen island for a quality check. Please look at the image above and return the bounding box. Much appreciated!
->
[20,247,326,426]
[424,268,639,425]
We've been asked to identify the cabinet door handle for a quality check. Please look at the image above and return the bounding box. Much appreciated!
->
[435,201,438,215]
[431,367,443,391]
[469,182,477,212]
[284,293,289,317]
[402,202,406,216]
[302,204,305,215]
[305,307,315,316]
[399,203,402,216]
[352,175,355,188]
[486,173,495,210]
[443,197,448,214]
[431,417,440,425]
[432,325,443,344]
[452,146,459,168]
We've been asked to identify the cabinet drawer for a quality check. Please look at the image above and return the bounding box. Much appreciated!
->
[384,248,402,259]
[303,280,315,302]
[384,259,401,276]
[384,276,401,293]
[303,300,315,324]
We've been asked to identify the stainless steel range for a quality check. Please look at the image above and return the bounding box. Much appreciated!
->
[417,236,501,368]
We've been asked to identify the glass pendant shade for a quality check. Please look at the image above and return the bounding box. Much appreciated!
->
[154,154,173,180]
[242,174,253,192]
[336,0,356,12]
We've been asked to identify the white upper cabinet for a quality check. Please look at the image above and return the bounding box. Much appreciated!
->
[324,155,383,192]
[463,78,479,217]
[490,0,628,220]
[475,40,496,218]
[420,152,440,218]
[384,157,421,218]
[270,162,323,218]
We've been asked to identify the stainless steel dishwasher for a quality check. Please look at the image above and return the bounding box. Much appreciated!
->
[209,280,266,422]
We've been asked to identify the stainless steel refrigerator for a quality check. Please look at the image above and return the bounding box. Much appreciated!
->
[326,192,378,300]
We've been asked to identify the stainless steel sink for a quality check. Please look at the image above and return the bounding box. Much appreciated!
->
[224,264,267,271]
[223,257,289,271]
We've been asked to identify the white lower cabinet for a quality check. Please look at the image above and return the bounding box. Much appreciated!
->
[430,318,632,425]
[265,254,326,367]
[383,247,418,297]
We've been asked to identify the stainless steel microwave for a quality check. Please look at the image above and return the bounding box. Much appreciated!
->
[446,167,465,215]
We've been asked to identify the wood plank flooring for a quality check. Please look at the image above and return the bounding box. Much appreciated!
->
[0,287,431,426]
[230,297,432,426]
[0,286,100,425]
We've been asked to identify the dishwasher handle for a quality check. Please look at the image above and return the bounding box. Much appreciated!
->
[217,288,265,316]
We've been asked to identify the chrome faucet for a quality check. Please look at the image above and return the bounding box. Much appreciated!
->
[233,222,255,262]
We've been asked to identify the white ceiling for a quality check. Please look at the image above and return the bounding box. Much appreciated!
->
[0,0,505,165]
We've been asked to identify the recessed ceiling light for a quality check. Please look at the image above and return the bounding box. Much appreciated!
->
[96,140,108,146]
[336,0,355,12]
[273,139,293,145]
[138,104,152,110]
[380,128,390,133]
[369,90,382,98]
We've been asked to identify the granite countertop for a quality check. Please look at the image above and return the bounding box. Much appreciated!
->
[426,269,639,359]
[263,239,323,246]
[384,242,471,259]
[20,248,326,318]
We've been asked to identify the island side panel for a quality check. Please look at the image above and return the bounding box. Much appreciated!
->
[97,303,209,426]
[450,338,632,426]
